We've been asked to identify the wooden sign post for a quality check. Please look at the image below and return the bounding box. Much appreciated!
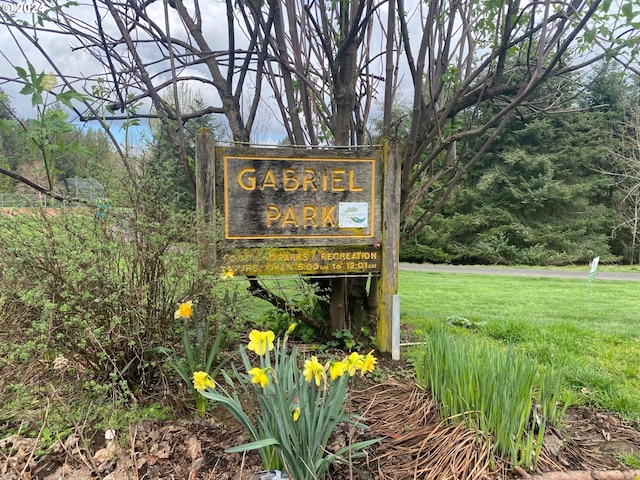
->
[195,128,217,268]
[376,139,401,354]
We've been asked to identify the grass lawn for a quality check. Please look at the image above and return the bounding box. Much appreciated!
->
[399,270,640,423]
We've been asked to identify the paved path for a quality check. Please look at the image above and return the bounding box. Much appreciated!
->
[399,263,640,281]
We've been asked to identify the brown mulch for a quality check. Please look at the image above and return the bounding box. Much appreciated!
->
[2,377,640,480]
[347,380,640,480]
[349,380,497,479]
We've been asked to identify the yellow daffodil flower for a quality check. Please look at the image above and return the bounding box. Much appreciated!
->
[248,367,270,388]
[286,323,297,334]
[344,352,364,377]
[221,267,234,280]
[192,371,215,391]
[292,406,300,422]
[247,330,275,355]
[329,360,348,380]
[303,356,325,387]
[174,300,193,320]
[360,350,377,375]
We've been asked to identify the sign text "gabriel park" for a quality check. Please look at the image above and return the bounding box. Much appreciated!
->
[222,155,380,245]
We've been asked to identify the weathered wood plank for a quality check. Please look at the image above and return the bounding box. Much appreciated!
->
[221,245,381,276]
[216,145,382,249]
[195,129,217,268]
[376,139,401,353]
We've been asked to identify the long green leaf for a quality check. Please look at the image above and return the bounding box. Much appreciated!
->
[225,438,280,453]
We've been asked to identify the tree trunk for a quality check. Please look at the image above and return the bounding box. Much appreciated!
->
[329,277,348,332]
[328,7,361,335]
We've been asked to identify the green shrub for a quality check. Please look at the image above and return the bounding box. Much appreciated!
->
[0,204,222,396]
[518,245,556,266]
[472,232,519,264]
[399,239,456,263]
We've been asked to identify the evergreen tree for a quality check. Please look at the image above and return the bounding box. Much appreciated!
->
[582,62,628,112]
[0,89,14,120]
[147,89,225,212]
[403,111,619,265]
[55,127,116,185]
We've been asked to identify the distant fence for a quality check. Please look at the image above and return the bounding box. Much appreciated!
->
[61,177,106,202]
[0,178,106,208]
[0,193,59,208]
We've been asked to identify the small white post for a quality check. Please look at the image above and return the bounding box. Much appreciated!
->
[391,294,400,360]
[588,256,600,285]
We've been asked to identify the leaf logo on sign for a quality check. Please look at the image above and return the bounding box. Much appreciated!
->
[344,206,367,224]
[339,202,369,228]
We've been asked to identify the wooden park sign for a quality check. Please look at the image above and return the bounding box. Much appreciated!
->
[217,145,383,276]
[195,133,400,354]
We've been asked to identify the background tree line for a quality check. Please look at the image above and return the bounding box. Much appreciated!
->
[3,61,640,266]
[400,64,640,266]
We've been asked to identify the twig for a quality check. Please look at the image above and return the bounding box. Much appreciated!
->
[0,442,21,477]
[239,451,246,478]
[49,385,98,474]
[20,399,49,477]
[130,426,139,480]
[206,457,221,479]
[516,470,640,480]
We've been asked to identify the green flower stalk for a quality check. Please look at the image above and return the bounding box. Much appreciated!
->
[165,300,227,416]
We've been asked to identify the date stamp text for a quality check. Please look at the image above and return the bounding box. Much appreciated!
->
[1,1,46,14]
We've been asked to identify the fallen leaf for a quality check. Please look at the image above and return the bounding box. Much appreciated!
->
[186,436,202,461]
[149,441,171,459]
[93,447,116,464]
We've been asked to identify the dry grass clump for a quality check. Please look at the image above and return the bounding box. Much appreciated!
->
[350,380,503,480]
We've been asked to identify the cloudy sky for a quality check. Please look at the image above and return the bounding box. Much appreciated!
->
[0,0,251,144]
